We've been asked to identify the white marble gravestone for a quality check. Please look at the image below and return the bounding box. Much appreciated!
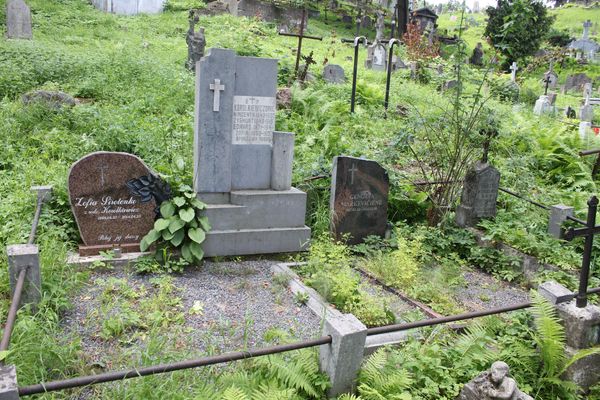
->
[194,48,310,256]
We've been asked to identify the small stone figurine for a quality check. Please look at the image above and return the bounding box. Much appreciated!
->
[457,361,533,400]
[186,10,206,72]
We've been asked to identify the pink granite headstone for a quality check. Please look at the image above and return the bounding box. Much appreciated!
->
[68,152,170,256]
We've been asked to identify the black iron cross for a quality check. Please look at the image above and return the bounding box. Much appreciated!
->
[564,196,599,308]
[543,75,552,96]
[278,9,322,80]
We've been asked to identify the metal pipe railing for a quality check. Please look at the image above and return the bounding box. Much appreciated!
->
[0,269,27,352]
[18,286,600,396]
[18,335,332,396]
[498,187,550,211]
[28,193,45,245]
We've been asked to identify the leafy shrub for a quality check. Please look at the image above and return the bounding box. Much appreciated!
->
[140,184,210,264]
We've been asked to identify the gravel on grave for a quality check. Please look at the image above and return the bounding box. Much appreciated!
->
[62,259,323,365]
[455,268,530,311]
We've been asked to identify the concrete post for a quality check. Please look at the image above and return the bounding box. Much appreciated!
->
[0,365,19,399]
[319,313,367,397]
[580,121,592,138]
[271,131,295,191]
[6,244,41,308]
[538,281,600,390]
[548,205,574,239]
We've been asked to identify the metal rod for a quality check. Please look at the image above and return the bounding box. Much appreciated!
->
[294,9,307,79]
[577,196,598,308]
[366,301,532,336]
[412,180,460,186]
[498,187,550,210]
[0,269,27,352]
[28,194,44,245]
[384,39,400,113]
[579,149,600,157]
[347,36,367,113]
[566,215,587,226]
[278,32,322,41]
[18,336,332,396]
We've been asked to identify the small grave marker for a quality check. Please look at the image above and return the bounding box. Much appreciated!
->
[323,64,345,84]
[330,156,389,244]
[68,152,170,256]
[6,0,32,39]
[456,162,500,227]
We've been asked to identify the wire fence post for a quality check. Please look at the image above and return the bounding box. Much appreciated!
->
[548,204,574,239]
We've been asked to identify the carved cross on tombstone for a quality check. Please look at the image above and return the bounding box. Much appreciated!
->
[583,20,592,40]
[278,9,322,81]
[209,79,225,112]
[99,164,109,188]
[349,163,358,184]
[510,62,518,82]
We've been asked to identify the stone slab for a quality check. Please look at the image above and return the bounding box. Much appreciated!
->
[203,189,307,230]
[68,152,169,254]
[539,281,574,304]
[563,346,600,390]
[271,132,294,191]
[323,64,345,84]
[548,204,574,239]
[194,49,236,193]
[330,156,389,245]
[231,144,271,189]
[6,0,32,39]
[556,299,600,349]
[456,162,500,227]
[138,0,164,13]
[67,250,151,268]
[202,226,311,257]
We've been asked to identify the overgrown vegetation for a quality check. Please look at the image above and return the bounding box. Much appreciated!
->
[1,0,600,397]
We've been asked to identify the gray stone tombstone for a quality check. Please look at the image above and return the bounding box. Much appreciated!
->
[456,162,500,228]
[194,48,310,256]
[563,73,591,93]
[469,43,483,66]
[6,0,32,39]
[91,0,164,15]
[323,64,345,84]
[534,95,554,115]
[330,156,389,245]
[544,70,558,90]
[365,42,387,71]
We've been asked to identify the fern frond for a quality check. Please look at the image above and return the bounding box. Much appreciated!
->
[221,386,250,400]
[561,346,600,375]
[531,292,566,377]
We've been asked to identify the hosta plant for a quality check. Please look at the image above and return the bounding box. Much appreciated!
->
[140,184,210,264]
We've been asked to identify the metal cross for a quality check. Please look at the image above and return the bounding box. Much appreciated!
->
[510,62,518,82]
[564,196,599,308]
[209,79,225,112]
[543,75,551,96]
[278,9,322,80]
[349,163,359,184]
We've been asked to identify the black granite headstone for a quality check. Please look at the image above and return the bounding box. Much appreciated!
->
[330,156,389,244]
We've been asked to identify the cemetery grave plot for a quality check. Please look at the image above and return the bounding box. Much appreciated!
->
[62,259,322,369]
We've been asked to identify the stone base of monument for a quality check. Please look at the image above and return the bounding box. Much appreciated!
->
[67,251,151,268]
[200,189,311,257]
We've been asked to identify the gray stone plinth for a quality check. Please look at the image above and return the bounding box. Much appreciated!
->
[7,244,40,308]
[548,204,574,238]
[563,346,600,390]
[202,189,307,230]
[556,299,600,350]
[539,281,574,305]
[202,226,310,257]
[320,313,367,397]
[271,132,294,191]
[0,365,19,400]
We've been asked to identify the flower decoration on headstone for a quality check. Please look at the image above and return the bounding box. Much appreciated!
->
[126,174,172,215]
